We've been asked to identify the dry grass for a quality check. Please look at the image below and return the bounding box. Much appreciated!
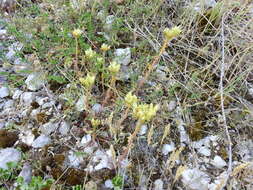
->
[1,0,253,189]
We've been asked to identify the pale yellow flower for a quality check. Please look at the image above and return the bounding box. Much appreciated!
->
[72,29,82,38]
[163,26,182,40]
[100,43,111,52]
[132,103,159,122]
[125,92,138,108]
[108,61,120,75]
[79,73,96,89]
[91,118,101,127]
[85,48,96,59]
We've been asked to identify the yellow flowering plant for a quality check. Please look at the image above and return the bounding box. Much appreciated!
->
[100,43,111,52]
[79,73,96,90]
[72,29,82,38]
[108,61,121,76]
[124,92,138,108]
[163,26,182,41]
[85,48,96,59]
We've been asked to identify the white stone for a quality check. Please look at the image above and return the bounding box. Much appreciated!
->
[104,179,113,189]
[4,100,14,109]
[59,121,70,135]
[212,155,227,168]
[162,143,176,155]
[9,42,23,51]
[93,149,113,171]
[30,109,41,119]
[19,130,35,146]
[181,168,210,190]
[198,146,211,157]
[0,29,7,36]
[236,140,253,162]
[81,134,92,145]
[12,89,23,99]
[177,122,190,145]
[32,135,51,148]
[40,122,58,135]
[36,97,49,106]
[25,73,45,91]
[75,95,86,112]
[21,92,35,105]
[92,103,102,114]
[18,163,32,184]
[41,101,55,109]
[139,125,148,135]
[0,86,9,98]
[192,136,211,149]
[68,151,84,168]
[154,179,164,190]
[0,148,21,170]
[104,15,115,31]
[114,48,131,65]
[6,49,16,60]
[168,100,177,112]
[0,121,5,129]
[194,0,217,12]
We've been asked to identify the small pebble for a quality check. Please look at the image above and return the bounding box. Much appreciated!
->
[0,86,9,98]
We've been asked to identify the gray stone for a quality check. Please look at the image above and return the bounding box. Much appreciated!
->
[114,48,131,65]
[68,150,84,168]
[75,95,86,112]
[21,92,35,105]
[168,100,177,112]
[40,122,58,135]
[0,86,9,98]
[212,156,227,168]
[4,99,14,109]
[0,29,7,36]
[5,49,16,60]
[32,135,51,148]
[0,148,21,170]
[236,140,253,162]
[181,168,210,190]
[92,103,102,114]
[154,179,164,190]
[139,125,147,135]
[0,121,5,129]
[59,121,70,135]
[18,163,32,184]
[25,73,45,91]
[162,143,176,155]
[198,147,211,157]
[104,15,115,31]
[12,89,23,100]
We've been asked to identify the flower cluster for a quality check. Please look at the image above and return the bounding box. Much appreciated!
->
[108,61,120,75]
[163,26,182,41]
[100,43,111,52]
[124,92,138,108]
[79,73,96,90]
[85,48,96,59]
[72,29,82,38]
[91,118,101,127]
[132,103,159,123]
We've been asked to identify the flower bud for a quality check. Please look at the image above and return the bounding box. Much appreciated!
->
[163,26,181,40]
[91,118,101,127]
[125,92,138,108]
[85,48,96,59]
[108,61,120,75]
[72,29,82,38]
[100,43,111,52]
[79,73,96,89]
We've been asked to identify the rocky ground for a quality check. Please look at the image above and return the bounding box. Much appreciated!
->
[0,0,253,190]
